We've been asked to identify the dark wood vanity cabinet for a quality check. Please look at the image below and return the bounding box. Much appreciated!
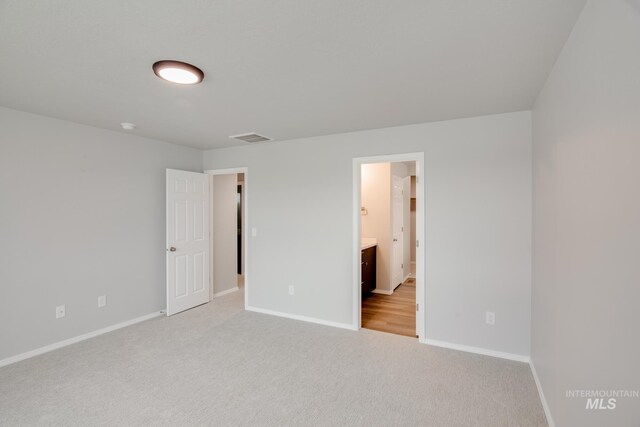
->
[361,245,377,296]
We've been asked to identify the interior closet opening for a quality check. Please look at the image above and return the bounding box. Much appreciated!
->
[208,168,249,306]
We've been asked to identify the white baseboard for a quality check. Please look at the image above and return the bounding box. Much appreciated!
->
[423,338,530,363]
[373,277,412,294]
[371,289,394,295]
[213,286,239,298]
[246,305,357,331]
[0,311,163,368]
[530,360,555,427]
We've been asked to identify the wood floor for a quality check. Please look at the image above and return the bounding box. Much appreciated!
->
[361,278,416,338]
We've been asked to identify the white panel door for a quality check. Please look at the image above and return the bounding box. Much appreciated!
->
[166,169,210,316]
[391,175,404,289]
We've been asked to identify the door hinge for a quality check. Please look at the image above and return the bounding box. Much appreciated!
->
[416,240,419,248]
[416,303,419,312]
[416,176,419,184]
[401,263,404,269]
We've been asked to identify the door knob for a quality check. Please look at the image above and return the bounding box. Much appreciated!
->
[169,247,177,252]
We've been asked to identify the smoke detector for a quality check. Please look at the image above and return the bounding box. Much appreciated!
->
[229,132,272,143]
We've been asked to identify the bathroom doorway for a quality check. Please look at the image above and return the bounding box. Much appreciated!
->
[352,153,425,340]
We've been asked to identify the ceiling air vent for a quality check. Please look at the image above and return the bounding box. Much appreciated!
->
[229,132,272,143]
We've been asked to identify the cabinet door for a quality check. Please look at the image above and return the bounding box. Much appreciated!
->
[369,246,376,291]
[361,247,376,294]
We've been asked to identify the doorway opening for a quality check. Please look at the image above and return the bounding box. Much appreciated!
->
[206,168,249,308]
[353,154,424,340]
[237,176,244,288]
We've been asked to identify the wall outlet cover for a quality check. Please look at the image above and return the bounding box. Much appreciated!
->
[485,311,495,325]
[55,305,66,319]
[288,285,295,295]
[98,295,107,308]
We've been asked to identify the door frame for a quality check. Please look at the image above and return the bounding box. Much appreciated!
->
[205,167,249,310]
[352,153,425,341]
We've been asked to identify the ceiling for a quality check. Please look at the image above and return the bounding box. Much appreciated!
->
[0,0,586,150]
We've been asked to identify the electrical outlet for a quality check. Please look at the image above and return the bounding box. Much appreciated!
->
[485,311,495,325]
[288,285,295,295]
[251,227,257,237]
[55,305,66,319]
[98,295,106,308]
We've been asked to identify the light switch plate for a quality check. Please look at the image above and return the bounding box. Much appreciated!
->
[486,311,495,325]
[56,305,66,319]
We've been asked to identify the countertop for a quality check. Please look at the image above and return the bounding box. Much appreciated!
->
[361,237,377,250]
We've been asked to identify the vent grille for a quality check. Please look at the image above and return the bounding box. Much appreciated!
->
[229,132,272,143]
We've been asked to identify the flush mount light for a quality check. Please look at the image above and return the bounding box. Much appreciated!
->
[120,122,136,130]
[152,60,204,85]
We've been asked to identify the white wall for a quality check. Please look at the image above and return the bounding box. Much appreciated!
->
[211,174,238,295]
[361,163,391,292]
[203,111,532,356]
[0,107,202,361]
[532,1,640,425]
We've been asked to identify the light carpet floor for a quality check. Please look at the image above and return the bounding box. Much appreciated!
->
[0,291,546,426]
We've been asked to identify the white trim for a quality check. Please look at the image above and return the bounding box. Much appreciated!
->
[208,174,215,302]
[424,338,530,363]
[205,167,247,176]
[353,152,425,339]
[246,306,357,331]
[371,289,393,295]
[213,286,240,298]
[0,311,162,368]
[205,167,249,311]
[530,360,555,427]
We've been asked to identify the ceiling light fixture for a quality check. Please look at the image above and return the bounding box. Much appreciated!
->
[152,60,204,85]
[120,122,136,130]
